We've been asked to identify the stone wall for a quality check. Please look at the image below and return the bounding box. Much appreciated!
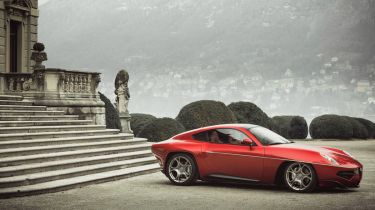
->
[0,2,5,73]
[0,0,39,73]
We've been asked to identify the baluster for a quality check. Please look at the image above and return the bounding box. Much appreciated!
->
[82,75,86,92]
[8,78,14,91]
[16,78,22,92]
[78,75,83,93]
[61,74,65,92]
[65,74,69,92]
[69,74,74,93]
[87,74,92,93]
[74,75,78,92]
[21,77,25,91]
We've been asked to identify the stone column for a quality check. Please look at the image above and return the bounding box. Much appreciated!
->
[115,69,133,134]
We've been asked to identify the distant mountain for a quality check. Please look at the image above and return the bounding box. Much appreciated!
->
[39,0,375,117]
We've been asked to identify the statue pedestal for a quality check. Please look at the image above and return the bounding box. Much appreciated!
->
[119,113,133,134]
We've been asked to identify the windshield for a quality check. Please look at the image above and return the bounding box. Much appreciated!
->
[248,126,291,146]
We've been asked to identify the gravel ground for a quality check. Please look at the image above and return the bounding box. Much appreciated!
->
[1,140,374,210]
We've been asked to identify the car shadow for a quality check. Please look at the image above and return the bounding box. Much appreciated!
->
[154,179,358,194]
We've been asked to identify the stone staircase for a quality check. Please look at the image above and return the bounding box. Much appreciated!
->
[0,95,159,198]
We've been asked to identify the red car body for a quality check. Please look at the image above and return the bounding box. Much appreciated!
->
[151,124,363,189]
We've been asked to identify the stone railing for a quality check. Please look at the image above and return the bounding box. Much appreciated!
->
[0,68,100,99]
[0,72,38,93]
[59,70,100,96]
[0,68,105,125]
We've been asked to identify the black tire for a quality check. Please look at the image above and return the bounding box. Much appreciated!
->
[284,162,317,193]
[166,153,198,186]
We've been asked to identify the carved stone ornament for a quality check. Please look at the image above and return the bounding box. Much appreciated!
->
[5,0,32,18]
[35,71,44,91]
[31,43,48,70]
[6,74,36,92]
[5,0,32,8]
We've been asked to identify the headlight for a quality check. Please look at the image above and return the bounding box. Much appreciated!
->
[343,150,355,159]
[321,153,339,165]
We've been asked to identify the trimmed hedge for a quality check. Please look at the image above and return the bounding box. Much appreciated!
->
[130,113,157,136]
[228,101,277,131]
[272,116,308,139]
[99,92,121,130]
[138,117,185,142]
[309,115,353,139]
[354,118,375,139]
[176,100,237,130]
[345,117,369,139]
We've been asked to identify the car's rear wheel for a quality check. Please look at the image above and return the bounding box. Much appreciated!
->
[166,153,197,185]
[284,162,317,192]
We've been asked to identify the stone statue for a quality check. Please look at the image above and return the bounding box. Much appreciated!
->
[115,69,130,114]
[115,69,132,133]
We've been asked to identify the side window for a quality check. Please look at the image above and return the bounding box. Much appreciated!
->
[216,129,249,145]
[192,131,209,142]
[205,128,250,145]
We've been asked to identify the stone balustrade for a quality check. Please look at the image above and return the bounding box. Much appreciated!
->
[0,68,100,99]
[0,68,105,125]
[60,73,91,94]
[0,72,37,92]
[58,70,100,96]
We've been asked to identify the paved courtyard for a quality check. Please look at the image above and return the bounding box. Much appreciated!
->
[1,140,375,210]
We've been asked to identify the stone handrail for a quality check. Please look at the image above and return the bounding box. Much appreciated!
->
[0,72,37,93]
[0,68,104,125]
[0,68,101,99]
[54,68,101,97]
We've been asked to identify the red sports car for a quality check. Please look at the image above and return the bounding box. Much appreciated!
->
[151,124,363,192]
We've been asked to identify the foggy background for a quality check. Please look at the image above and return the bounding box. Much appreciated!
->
[38,0,375,121]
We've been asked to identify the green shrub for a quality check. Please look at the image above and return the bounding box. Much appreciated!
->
[99,92,121,130]
[130,113,157,136]
[272,116,308,139]
[138,118,185,142]
[176,100,237,130]
[353,118,375,139]
[228,101,276,131]
[309,115,353,139]
[344,117,369,139]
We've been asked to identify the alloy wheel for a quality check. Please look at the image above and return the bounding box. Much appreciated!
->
[168,155,193,183]
[285,162,315,192]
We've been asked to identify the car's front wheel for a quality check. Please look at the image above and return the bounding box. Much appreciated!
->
[284,162,317,192]
[166,153,198,185]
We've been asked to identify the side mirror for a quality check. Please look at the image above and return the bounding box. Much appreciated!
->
[243,138,253,147]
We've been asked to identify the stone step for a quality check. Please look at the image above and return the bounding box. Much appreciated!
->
[0,163,160,198]
[0,128,118,140]
[0,110,65,116]
[0,148,152,169]
[0,100,33,106]
[0,151,156,178]
[0,105,46,111]
[0,156,156,188]
[0,143,152,166]
[0,120,92,127]
[0,140,145,158]
[0,115,79,121]
[0,133,135,148]
[0,124,106,134]
[0,95,23,101]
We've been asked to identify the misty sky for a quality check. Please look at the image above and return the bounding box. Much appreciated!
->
[38,0,375,120]
[38,0,50,6]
